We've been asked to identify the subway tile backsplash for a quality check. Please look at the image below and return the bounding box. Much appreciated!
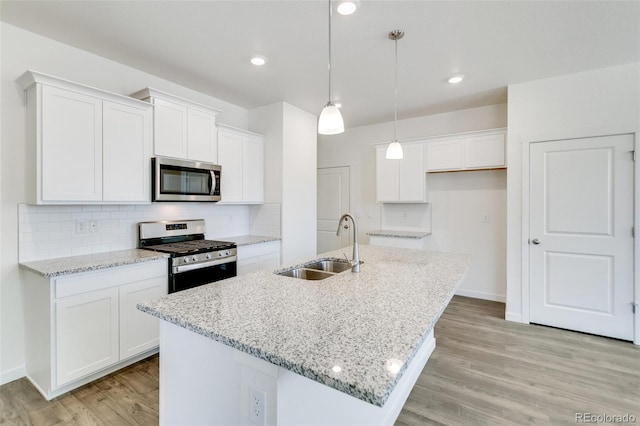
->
[18,203,280,262]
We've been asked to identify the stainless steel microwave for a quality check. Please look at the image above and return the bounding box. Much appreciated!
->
[152,157,221,202]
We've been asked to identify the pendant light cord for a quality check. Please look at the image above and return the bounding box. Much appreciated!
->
[328,0,332,103]
[393,36,398,142]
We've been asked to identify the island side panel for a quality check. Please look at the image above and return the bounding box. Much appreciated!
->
[159,321,241,426]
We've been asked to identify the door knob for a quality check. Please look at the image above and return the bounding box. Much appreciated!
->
[531,238,541,245]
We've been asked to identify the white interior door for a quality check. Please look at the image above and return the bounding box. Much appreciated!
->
[317,167,350,254]
[529,134,634,341]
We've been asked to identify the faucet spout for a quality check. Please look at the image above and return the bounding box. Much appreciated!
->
[336,213,360,273]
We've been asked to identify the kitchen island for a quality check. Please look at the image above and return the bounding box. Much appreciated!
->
[138,245,472,425]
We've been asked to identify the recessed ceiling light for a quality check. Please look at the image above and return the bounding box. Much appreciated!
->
[448,74,465,84]
[250,56,266,66]
[337,0,359,15]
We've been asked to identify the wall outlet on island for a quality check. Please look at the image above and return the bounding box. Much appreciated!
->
[248,386,266,425]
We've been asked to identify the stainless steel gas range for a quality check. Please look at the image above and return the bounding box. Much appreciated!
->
[138,219,237,293]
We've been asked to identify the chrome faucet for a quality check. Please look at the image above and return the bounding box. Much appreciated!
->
[336,213,360,273]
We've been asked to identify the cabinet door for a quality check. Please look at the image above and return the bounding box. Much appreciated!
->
[119,277,166,360]
[463,134,505,169]
[242,136,264,203]
[187,109,217,163]
[237,257,261,276]
[375,146,399,202]
[218,130,244,202]
[153,98,188,158]
[103,101,152,202]
[41,85,102,202]
[398,144,426,202]
[55,287,119,387]
[260,252,281,269]
[426,139,462,172]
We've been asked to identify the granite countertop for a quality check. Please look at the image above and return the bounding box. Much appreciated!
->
[221,235,281,247]
[20,249,170,278]
[367,229,432,239]
[137,244,472,407]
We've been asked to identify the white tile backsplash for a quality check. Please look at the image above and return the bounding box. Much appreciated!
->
[18,202,273,262]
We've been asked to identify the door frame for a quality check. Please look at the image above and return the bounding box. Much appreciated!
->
[520,129,639,345]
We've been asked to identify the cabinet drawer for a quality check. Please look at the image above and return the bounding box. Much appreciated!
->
[236,241,281,259]
[55,260,167,299]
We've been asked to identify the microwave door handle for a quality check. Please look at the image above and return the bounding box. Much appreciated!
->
[209,171,216,196]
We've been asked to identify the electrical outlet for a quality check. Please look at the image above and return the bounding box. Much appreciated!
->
[248,386,266,425]
[482,213,490,223]
[75,220,88,234]
[89,220,98,233]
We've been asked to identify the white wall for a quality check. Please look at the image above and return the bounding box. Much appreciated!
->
[249,103,317,265]
[0,23,252,383]
[318,104,507,301]
[281,103,317,264]
[506,62,640,322]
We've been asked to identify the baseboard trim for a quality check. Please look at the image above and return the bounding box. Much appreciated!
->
[505,312,523,323]
[1,365,26,386]
[454,289,505,303]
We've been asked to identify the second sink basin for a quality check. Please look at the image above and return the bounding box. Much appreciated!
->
[277,268,334,280]
[275,257,362,281]
[304,259,353,273]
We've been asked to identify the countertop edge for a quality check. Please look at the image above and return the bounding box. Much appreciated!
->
[19,249,170,278]
[367,230,431,239]
[222,235,282,247]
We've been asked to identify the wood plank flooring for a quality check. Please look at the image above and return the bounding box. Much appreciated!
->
[1,296,638,425]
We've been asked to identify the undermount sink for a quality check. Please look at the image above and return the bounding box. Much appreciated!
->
[275,258,362,281]
[304,259,353,273]
[277,268,334,280]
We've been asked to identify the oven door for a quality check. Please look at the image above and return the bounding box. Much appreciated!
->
[169,260,237,293]
[153,157,221,202]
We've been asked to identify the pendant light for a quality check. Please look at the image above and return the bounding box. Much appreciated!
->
[385,29,404,159]
[318,0,345,135]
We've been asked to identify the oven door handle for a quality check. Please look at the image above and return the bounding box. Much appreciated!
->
[173,256,237,274]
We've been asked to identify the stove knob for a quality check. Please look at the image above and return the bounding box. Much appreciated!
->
[206,253,212,259]
[226,250,231,256]
[192,255,198,262]
[183,257,190,263]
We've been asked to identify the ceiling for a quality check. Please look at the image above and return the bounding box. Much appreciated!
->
[1,1,639,128]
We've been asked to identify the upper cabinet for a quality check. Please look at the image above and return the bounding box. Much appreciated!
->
[217,124,264,204]
[130,88,220,164]
[426,129,506,172]
[375,142,429,203]
[17,71,153,204]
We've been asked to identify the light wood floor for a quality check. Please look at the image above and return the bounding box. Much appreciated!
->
[1,296,638,425]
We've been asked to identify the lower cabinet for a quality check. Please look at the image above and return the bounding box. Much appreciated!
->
[55,287,120,386]
[237,240,281,276]
[23,259,167,399]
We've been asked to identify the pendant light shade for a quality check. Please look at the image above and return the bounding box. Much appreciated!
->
[385,29,404,159]
[319,102,344,135]
[318,0,345,135]
[385,141,403,159]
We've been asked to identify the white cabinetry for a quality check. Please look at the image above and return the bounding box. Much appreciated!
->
[17,71,152,204]
[237,240,281,276]
[217,125,265,204]
[23,259,167,400]
[55,287,119,386]
[130,88,220,163]
[103,101,152,202]
[426,129,506,172]
[375,143,428,203]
